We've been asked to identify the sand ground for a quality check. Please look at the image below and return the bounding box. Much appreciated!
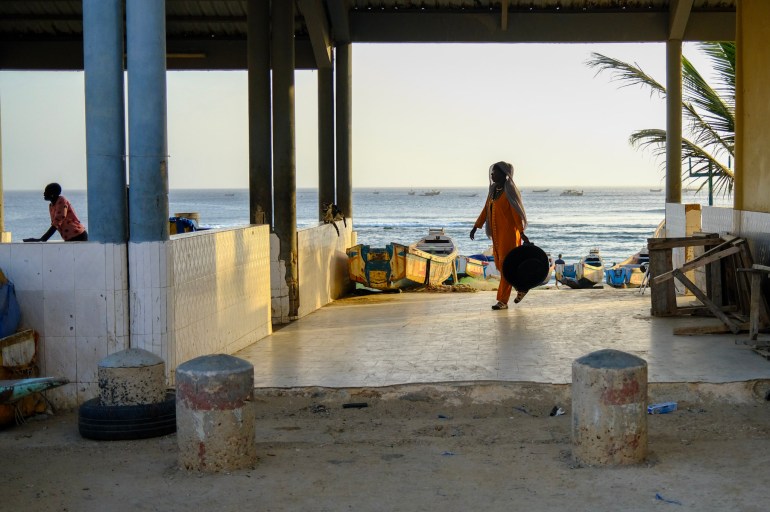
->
[3,381,770,512]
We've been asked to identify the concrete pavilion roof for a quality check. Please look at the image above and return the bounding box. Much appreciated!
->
[0,0,737,71]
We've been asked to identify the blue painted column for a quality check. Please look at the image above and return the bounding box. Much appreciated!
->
[126,0,169,242]
[83,0,128,243]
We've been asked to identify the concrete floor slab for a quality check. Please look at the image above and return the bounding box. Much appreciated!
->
[234,287,770,387]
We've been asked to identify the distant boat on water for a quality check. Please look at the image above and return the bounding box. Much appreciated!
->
[408,190,416,195]
[224,193,235,196]
[373,191,380,195]
[459,193,478,197]
[533,189,549,193]
[649,188,662,192]
[420,190,441,196]
[560,189,583,196]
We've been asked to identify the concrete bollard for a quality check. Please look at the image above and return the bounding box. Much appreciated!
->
[572,349,648,466]
[176,354,256,472]
[98,348,166,406]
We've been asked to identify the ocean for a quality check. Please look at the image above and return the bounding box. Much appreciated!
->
[3,187,728,266]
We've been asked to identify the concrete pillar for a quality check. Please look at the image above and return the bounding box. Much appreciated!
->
[126,0,169,242]
[97,348,166,406]
[247,0,272,226]
[572,349,648,466]
[665,39,683,205]
[83,0,128,243]
[176,355,256,472]
[271,0,299,317]
[318,66,336,220]
[336,43,352,219]
[0,101,8,242]
[735,0,770,214]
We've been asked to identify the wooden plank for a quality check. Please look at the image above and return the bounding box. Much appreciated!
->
[674,322,749,336]
[649,248,676,316]
[672,268,741,333]
[647,234,721,250]
[653,245,741,284]
[750,272,761,340]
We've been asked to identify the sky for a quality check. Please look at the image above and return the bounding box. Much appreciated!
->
[0,42,713,190]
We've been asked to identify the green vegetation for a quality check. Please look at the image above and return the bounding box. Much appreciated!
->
[587,42,735,197]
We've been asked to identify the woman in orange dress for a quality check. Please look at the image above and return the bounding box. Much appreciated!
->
[470,161,528,310]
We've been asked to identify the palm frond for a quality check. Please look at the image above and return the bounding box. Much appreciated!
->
[628,129,734,196]
[585,53,665,98]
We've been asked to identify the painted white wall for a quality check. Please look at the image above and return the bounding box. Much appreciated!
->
[0,242,129,408]
[130,225,272,384]
[297,222,353,319]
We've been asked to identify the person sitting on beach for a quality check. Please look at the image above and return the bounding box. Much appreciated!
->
[469,161,528,310]
[23,183,88,242]
[554,253,565,288]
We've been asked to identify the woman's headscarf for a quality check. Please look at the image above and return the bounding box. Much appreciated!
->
[485,161,527,238]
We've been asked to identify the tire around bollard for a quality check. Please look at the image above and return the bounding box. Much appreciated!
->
[78,391,176,441]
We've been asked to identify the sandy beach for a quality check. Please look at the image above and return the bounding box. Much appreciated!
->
[3,380,770,512]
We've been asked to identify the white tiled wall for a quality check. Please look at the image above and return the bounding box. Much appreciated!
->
[297,222,354,319]
[163,225,272,376]
[0,242,129,408]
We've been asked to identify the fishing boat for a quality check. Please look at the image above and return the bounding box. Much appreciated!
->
[420,190,441,196]
[408,190,416,196]
[557,248,605,288]
[605,247,649,288]
[459,193,479,197]
[346,228,458,289]
[560,189,584,196]
[649,188,662,192]
[346,243,409,290]
[533,189,549,193]
[406,228,458,285]
[455,255,487,279]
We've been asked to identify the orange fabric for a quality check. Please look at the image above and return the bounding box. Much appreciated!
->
[474,194,524,304]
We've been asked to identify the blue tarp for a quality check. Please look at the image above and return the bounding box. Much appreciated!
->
[0,279,21,338]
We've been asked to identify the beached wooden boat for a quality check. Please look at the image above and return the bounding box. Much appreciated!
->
[605,247,649,288]
[577,248,605,284]
[406,228,458,286]
[558,249,605,288]
[346,243,409,290]
[346,229,458,289]
[455,255,487,279]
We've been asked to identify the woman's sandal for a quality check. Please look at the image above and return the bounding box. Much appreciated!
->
[491,301,508,310]
[514,290,529,304]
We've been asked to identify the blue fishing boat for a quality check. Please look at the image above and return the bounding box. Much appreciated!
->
[605,247,650,288]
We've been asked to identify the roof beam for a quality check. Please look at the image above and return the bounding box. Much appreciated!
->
[326,0,350,44]
[298,0,332,68]
[349,11,735,43]
[669,0,694,40]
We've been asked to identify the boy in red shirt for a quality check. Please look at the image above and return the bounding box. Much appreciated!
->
[23,183,88,242]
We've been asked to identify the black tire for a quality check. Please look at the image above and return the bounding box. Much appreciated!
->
[78,391,176,441]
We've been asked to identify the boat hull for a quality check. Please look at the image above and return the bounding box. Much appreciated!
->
[406,246,457,286]
[346,243,409,290]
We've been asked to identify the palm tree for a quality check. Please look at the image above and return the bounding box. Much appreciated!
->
[586,42,735,197]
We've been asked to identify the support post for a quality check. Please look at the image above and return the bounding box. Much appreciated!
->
[336,43,352,219]
[0,101,6,242]
[247,0,272,226]
[126,0,169,242]
[318,66,335,219]
[271,0,299,317]
[84,0,128,243]
[666,39,683,205]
